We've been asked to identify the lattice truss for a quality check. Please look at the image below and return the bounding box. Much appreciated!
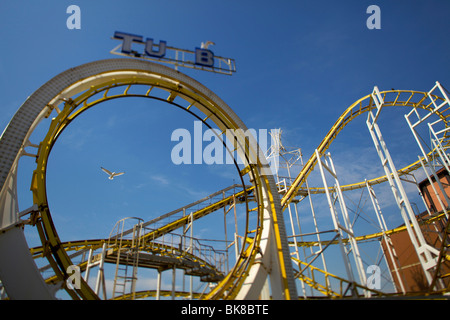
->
[0,58,449,300]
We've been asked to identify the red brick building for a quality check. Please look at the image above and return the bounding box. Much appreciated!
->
[382,167,450,293]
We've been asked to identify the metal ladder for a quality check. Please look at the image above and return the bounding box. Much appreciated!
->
[368,85,442,287]
[109,217,143,300]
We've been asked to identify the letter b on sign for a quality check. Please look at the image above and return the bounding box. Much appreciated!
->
[195,48,214,67]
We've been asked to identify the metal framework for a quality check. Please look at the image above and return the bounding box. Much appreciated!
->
[315,150,368,297]
[0,59,295,300]
[0,56,449,299]
[367,88,440,286]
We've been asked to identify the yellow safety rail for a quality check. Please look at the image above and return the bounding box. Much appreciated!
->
[292,257,385,298]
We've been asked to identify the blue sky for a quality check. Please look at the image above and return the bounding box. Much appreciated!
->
[1,1,450,295]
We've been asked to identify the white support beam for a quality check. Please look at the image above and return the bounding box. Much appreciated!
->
[367,100,439,286]
[315,150,369,297]
[366,181,406,294]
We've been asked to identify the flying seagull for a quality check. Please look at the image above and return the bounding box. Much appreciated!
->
[101,167,125,180]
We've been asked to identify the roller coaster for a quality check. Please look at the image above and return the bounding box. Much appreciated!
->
[0,58,449,300]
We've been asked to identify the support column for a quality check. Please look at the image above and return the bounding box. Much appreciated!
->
[0,163,56,299]
[315,150,367,296]
[366,181,406,294]
[368,88,440,285]
[0,226,56,299]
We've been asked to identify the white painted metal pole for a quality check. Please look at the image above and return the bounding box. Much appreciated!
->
[315,150,356,287]
[366,181,406,294]
[156,270,161,300]
[172,266,176,300]
[326,153,368,296]
[368,109,438,285]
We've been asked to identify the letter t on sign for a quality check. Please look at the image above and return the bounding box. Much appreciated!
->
[114,32,144,54]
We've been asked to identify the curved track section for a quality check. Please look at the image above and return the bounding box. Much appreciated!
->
[279,85,450,297]
[0,57,448,299]
[0,59,296,299]
[282,89,450,204]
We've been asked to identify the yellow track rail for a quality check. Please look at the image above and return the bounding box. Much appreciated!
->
[292,257,384,298]
[113,290,204,300]
[281,90,450,204]
[292,212,449,248]
[278,89,450,297]
[35,240,224,288]
[22,61,449,300]
[28,62,285,299]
